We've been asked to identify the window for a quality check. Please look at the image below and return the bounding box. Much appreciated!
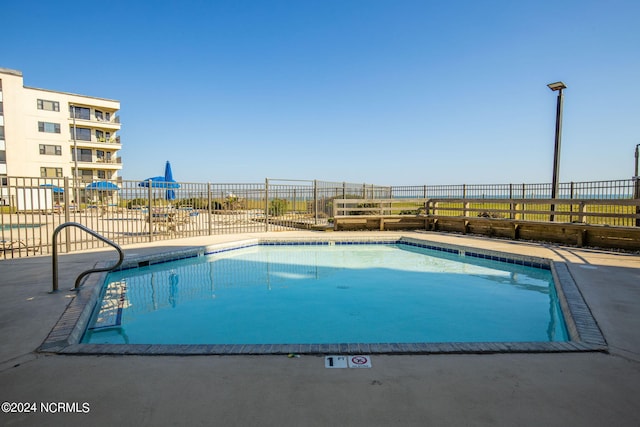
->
[96,130,104,142]
[70,126,91,141]
[80,169,93,182]
[0,151,5,163]
[39,144,62,155]
[0,101,3,115]
[97,170,106,179]
[95,110,103,121]
[37,99,60,112]
[105,112,111,121]
[72,148,92,162]
[40,167,63,178]
[70,106,90,120]
[0,125,4,140]
[105,131,111,142]
[38,121,61,133]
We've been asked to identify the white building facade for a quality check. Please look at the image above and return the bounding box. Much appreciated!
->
[0,67,122,192]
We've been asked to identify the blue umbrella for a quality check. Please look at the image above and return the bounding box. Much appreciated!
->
[86,181,119,191]
[40,183,64,193]
[164,161,176,201]
[138,162,179,201]
[138,176,180,189]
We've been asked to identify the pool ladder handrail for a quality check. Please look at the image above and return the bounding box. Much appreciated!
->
[52,222,124,292]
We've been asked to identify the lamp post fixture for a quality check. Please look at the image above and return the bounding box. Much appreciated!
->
[547,81,566,221]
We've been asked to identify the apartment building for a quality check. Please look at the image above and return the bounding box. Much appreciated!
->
[0,67,122,200]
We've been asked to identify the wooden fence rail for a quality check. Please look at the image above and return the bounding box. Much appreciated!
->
[333,198,640,251]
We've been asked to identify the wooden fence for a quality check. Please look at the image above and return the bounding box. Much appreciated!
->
[333,198,640,251]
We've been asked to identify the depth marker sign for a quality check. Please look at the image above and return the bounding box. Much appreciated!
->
[325,355,372,369]
[325,355,348,368]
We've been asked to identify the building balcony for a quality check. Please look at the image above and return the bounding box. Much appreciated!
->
[68,115,121,130]
[73,157,122,170]
[71,135,121,149]
[96,156,122,164]
[95,135,121,144]
[94,116,121,131]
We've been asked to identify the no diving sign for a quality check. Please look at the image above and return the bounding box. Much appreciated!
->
[348,355,371,368]
[325,355,372,369]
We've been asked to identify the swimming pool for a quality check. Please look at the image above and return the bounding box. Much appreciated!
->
[41,236,606,355]
[1,223,42,230]
[82,239,568,346]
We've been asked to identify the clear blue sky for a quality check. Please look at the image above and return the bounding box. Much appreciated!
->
[4,0,639,185]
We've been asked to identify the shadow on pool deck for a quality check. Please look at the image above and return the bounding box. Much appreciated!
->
[1,231,640,426]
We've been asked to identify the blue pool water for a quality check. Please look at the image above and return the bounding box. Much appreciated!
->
[1,223,42,230]
[83,243,568,345]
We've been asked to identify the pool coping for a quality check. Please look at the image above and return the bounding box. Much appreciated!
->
[38,235,608,356]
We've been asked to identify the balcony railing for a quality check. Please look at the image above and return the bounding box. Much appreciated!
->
[69,114,121,126]
[95,137,120,143]
[94,115,120,122]
[96,157,122,164]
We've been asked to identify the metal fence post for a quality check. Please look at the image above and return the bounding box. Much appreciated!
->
[509,183,515,219]
[147,179,153,242]
[570,181,575,199]
[569,181,575,222]
[63,176,71,252]
[635,177,640,227]
[207,182,213,235]
[635,144,640,226]
[293,188,297,214]
[314,180,318,225]
[265,178,269,232]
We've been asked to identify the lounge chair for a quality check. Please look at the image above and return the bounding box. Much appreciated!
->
[1,239,42,254]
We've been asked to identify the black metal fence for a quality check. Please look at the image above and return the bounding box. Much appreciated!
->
[1,176,638,259]
[391,179,637,199]
[0,177,392,258]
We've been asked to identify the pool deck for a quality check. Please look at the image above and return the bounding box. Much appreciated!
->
[1,231,640,426]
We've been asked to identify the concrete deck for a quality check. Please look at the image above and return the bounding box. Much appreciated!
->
[1,231,640,426]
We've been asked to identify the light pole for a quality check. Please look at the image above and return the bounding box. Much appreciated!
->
[547,81,566,221]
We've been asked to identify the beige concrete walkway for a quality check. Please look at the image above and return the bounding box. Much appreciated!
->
[1,231,640,426]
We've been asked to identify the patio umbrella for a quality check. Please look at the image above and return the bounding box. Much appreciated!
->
[164,161,176,201]
[40,183,64,193]
[138,162,179,201]
[86,181,119,204]
[138,176,180,201]
[86,181,120,191]
[138,176,180,188]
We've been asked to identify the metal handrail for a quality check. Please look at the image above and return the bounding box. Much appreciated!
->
[52,222,124,292]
